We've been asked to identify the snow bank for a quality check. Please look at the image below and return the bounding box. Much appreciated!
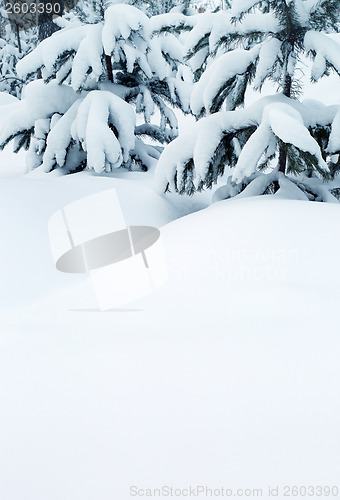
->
[0,166,210,311]
[0,195,340,500]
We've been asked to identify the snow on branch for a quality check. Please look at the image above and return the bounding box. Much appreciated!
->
[16,26,89,81]
[184,10,280,64]
[326,109,340,154]
[102,3,150,67]
[70,24,104,91]
[150,12,195,34]
[230,0,262,20]
[103,4,150,47]
[190,46,260,116]
[253,38,282,90]
[4,3,193,175]
[43,90,137,173]
[17,5,154,90]
[155,105,254,193]
[43,100,83,172]
[304,31,340,80]
[70,91,136,172]
[232,102,328,183]
[156,95,338,195]
[0,81,77,150]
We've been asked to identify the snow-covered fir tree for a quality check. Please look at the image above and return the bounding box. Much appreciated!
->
[70,0,191,21]
[68,0,107,24]
[0,7,37,97]
[156,0,340,202]
[0,3,192,173]
[142,0,184,15]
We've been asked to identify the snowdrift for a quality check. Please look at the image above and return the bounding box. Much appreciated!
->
[0,170,209,310]
[1,194,340,500]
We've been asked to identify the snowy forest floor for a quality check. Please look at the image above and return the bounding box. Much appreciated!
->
[1,81,340,499]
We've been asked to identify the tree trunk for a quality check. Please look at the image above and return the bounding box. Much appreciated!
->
[38,1,62,42]
[15,24,22,53]
[278,73,292,174]
[106,55,113,83]
[278,144,288,174]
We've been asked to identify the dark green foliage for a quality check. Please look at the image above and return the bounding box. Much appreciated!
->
[13,129,33,152]
[163,0,340,198]
[309,0,340,32]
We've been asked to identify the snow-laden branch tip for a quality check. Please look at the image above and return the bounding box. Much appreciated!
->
[190,46,260,116]
[70,91,136,172]
[16,26,88,80]
[230,0,262,19]
[304,31,340,80]
[232,102,328,183]
[102,4,150,55]
[0,81,77,149]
